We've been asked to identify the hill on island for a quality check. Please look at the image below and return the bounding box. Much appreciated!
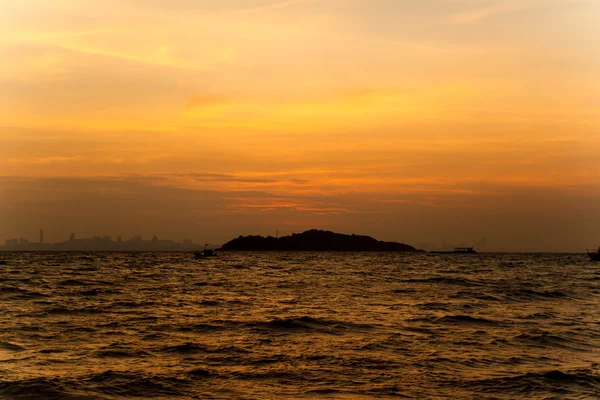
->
[218,230,422,252]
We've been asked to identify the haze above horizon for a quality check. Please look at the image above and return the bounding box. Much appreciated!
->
[1,0,599,252]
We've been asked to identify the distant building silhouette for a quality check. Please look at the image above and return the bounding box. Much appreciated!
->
[1,232,202,251]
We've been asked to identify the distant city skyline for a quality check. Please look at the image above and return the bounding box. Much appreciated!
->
[1,230,205,252]
[3,231,202,245]
[3,229,223,247]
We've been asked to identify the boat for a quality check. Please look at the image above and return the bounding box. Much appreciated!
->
[194,245,216,258]
[431,247,477,254]
[586,248,600,261]
[452,247,477,254]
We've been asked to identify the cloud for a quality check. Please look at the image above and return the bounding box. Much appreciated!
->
[1,174,598,251]
[174,173,277,184]
[5,155,86,165]
[115,0,307,13]
[220,196,367,215]
[447,0,540,24]
[185,95,231,108]
[0,43,204,126]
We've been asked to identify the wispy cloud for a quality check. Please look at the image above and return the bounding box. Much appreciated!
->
[220,196,366,215]
[6,155,86,165]
[448,0,539,24]
[185,94,231,108]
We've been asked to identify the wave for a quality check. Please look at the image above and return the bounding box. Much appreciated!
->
[70,327,96,333]
[140,333,166,341]
[97,321,120,328]
[503,288,570,301]
[44,306,100,315]
[402,277,485,287]
[0,377,92,400]
[0,341,26,352]
[163,342,250,355]
[512,332,591,350]
[450,291,503,301]
[83,370,187,397]
[0,371,191,399]
[177,323,225,333]
[303,388,342,395]
[38,349,66,354]
[0,286,47,298]
[58,278,116,287]
[163,342,205,353]
[416,302,451,311]
[0,278,32,284]
[94,349,150,358]
[198,300,220,306]
[58,279,89,286]
[14,325,45,333]
[247,316,375,334]
[186,368,212,377]
[77,266,99,272]
[229,370,301,381]
[411,315,501,326]
[362,385,416,398]
[391,288,417,294]
[79,288,120,296]
[103,300,158,309]
[468,369,600,396]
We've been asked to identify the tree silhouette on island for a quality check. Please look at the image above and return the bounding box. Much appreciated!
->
[218,229,422,252]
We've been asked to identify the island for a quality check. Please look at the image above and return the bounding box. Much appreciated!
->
[218,229,422,252]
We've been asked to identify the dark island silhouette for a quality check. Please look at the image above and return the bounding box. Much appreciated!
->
[218,229,422,252]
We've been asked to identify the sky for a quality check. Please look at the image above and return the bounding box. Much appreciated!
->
[1,0,599,251]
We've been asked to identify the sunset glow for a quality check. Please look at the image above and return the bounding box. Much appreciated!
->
[2,0,599,251]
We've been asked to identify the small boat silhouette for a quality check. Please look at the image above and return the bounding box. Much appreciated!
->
[194,245,216,258]
[431,247,477,254]
[586,248,600,261]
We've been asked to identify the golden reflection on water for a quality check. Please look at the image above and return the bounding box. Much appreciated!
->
[0,252,599,398]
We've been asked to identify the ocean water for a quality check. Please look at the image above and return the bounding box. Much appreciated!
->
[0,252,599,399]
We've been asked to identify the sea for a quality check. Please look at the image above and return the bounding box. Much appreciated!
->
[0,252,599,399]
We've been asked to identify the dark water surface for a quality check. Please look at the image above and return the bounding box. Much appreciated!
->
[1,252,599,399]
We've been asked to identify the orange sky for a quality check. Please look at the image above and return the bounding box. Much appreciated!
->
[1,0,599,251]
